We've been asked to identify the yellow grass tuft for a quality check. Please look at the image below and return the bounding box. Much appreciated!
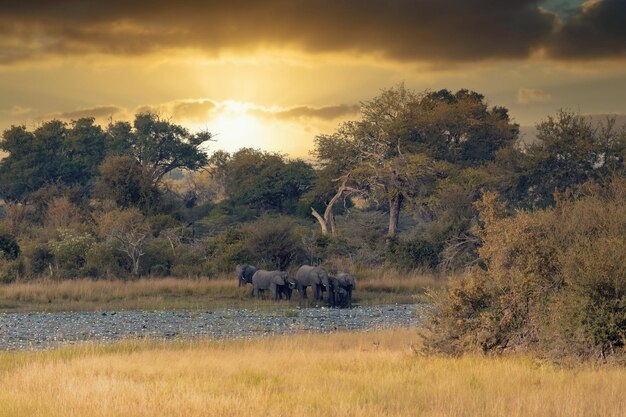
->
[0,329,624,417]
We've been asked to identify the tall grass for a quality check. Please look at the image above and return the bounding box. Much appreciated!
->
[0,271,446,312]
[0,329,623,417]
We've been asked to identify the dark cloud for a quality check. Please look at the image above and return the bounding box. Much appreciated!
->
[548,0,626,59]
[253,104,360,122]
[0,0,558,64]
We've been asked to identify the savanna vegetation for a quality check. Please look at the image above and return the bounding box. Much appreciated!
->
[1,329,624,417]
[1,84,625,360]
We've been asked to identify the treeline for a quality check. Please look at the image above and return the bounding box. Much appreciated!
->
[0,85,625,285]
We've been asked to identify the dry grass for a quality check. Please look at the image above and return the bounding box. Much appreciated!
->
[0,272,445,312]
[0,329,624,417]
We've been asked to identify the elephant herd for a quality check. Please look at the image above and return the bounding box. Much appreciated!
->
[236,264,356,308]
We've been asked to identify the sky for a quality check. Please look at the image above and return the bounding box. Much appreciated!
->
[1,0,625,157]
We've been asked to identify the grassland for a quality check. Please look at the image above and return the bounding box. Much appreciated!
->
[0,329,624,417]
[0,269,446,312]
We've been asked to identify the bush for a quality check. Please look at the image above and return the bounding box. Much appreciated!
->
[0,232,20,260]
[386,237,440,270]
[82,242,130,278]
[26,244,54,276]
[425,179,626,361]
[241,216,306,270]
[49,229,95,278]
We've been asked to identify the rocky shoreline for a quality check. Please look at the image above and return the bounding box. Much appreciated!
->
[0,303,429,351]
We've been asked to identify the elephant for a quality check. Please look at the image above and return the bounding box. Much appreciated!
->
[328,272,356,308]
[295,265,330,302]
[251,270,290,301]
[236,264,257,287]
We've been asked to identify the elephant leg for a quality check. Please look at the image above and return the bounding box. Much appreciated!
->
[314,284,321,301]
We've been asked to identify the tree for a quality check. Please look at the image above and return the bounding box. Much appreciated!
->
[0,118,106,201]
[499,111,626,208]
[98,208,151,276]
[94,156,157,211]
[106,113,213,190]
[314,84,518,238]
[215,148,315,214]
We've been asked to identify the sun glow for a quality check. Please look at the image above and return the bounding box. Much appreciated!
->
[194,101,264,152]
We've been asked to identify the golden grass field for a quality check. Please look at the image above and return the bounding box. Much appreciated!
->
[0,269,445,312]
[0,329,624,417]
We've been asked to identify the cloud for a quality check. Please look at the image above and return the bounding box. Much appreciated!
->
[33,98,357,127]
[9,106,32,116]
[517,88,552,104]
[137,100,218,122]
[548,0,626,59]
[0,0,558,64]
[42,105,127,121]
[252,104,359,122]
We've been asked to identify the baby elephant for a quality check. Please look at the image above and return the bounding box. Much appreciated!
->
[328,272,356,308]
[252,270,291,301]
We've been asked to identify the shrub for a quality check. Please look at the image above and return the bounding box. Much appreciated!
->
[82,242,129,278]
[49,229,95,278]
[425,179,626,361]
[0,232,20,260]
[241,216,306,270]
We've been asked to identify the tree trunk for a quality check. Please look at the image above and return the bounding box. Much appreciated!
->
[329,210,337,235]
[310,175,359,236]
[388,193,403,237]
[132,257,140,276]
[311,208,329,235]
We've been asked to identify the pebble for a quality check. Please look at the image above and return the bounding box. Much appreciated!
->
[0,304,430,351]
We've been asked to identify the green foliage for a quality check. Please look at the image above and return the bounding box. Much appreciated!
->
[241,216,305,270]
[82,243,129,278]
[499,111,626,208]
[107,113,213,188]
[27,245,54,276]
[0,232,20,260]
[215,148,315,214]
[0,118,106,201]
[94,156,157,211]
[385,237,440,270]
[49,229,95,278]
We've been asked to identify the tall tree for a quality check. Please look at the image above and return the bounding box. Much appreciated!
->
[0,118,106,201]
[215,148,315,214]
[314,84,518,237]
[106,113,213,190]
[498,111,626,208]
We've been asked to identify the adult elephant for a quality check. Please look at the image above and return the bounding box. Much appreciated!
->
[329,272,356,308]
[251,270,290,301]
[295,265,329,301]
[236,264,257,287]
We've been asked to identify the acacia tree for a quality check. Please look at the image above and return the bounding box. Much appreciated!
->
[314,85,437,237]
[314,84,518,238]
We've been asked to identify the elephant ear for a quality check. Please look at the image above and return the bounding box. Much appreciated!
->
[272,273,286,285]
